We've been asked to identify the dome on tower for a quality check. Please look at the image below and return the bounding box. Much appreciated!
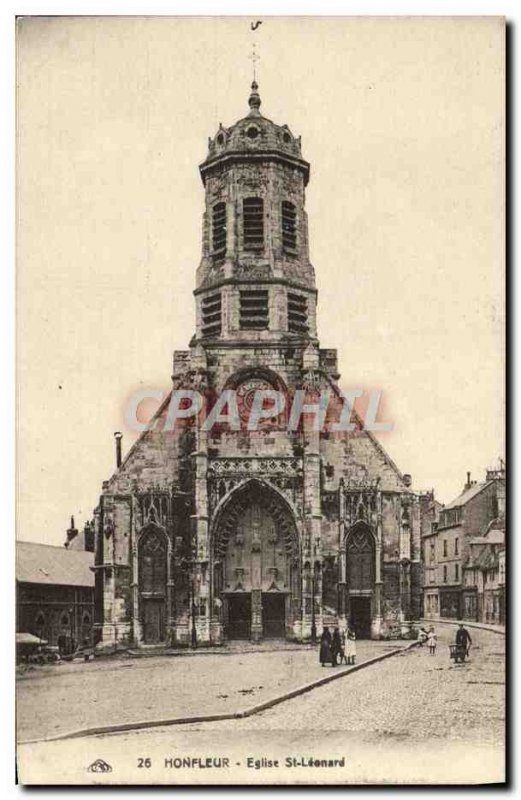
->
[200,82,309,185]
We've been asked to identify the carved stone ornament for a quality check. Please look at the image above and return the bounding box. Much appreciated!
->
[103,516,114,540]
[172,368,210,392]
[300,369,328,393]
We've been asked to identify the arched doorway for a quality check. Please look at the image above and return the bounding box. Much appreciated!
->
[346,522,375,638]
[212,481,299,641]
[138,524,168,644]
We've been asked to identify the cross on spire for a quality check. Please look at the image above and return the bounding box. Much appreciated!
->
[249,42,260,82]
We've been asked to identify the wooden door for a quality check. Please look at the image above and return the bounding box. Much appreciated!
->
[262,593,286,638]
[143,599,165,644]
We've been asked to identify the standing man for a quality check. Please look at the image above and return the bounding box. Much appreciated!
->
[455,623,472,659]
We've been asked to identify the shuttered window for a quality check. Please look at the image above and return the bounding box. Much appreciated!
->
[243,197,264,250]
[282,201,297,252]
[202,292,222,337]
[287,292,308,334]
[212,202,226,265]
[240,289,269,330]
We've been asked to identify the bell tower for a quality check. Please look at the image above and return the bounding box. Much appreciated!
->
[195,81,317,344]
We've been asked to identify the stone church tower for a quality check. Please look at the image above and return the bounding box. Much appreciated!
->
[92,82,422,649]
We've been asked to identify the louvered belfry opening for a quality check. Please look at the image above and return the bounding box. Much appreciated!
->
[287,292,308,334]
[202,292,222,337]
[240,289,269,330]
[212,202,226,266]
[282,201,297,252]
[243,197,264,250]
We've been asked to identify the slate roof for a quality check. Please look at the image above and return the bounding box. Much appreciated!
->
[444,481,491,510]
[16,541,94,587]
[474,548,498,570]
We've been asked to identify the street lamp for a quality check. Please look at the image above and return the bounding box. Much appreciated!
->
[190,566,198,650]
[68,606,74,654]
[311,561,321,644]
[173,536,198,649]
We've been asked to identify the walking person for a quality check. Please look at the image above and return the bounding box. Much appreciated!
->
[455,623,472,660]
[417,626,429,646]
[427,626,437,655]
[319,626,332,667]
[331,627,342,666]
[338,625,348,665]
[346,627,357,665]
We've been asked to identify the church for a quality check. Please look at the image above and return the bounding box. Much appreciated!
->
[92,80,423,649]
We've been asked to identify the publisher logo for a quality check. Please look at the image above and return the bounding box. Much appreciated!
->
[87,759,113,773]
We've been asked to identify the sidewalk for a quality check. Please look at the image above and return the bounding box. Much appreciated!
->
[422,617,505,635]
[17,639,410,743]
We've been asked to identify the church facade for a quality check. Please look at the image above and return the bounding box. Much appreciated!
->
[92,82,422,649]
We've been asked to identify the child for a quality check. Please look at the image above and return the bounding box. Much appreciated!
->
[346,627,357,665]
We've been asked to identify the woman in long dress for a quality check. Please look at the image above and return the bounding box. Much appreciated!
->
[338,626,348,665]
[319,627,332,667]
[331,628,342,666]
[346,627,357,665]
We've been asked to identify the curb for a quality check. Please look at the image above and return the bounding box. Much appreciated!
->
[422,618,505,636]
[20,641,417,745]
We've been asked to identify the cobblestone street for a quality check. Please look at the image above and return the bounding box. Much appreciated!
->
[177,625,505,745]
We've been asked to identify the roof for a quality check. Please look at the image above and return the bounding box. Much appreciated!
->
[16,541,94,587]
[16,632,47,645]
[483,528,505,544]
[201,82,309,185]
[444,481,491,510]
[474,548,498,570]
[469,527,504,549]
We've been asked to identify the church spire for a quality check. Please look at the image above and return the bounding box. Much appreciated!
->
[248,40,261,115]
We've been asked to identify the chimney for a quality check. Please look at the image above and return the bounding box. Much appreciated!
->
[65,515,78,548]
[465,471,472,490]
[83,520,95,552]
[114,431,123,468]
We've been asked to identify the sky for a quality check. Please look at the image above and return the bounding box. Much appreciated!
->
[16,16,505,545]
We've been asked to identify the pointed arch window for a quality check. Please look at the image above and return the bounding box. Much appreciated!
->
[139,528,167,596]
[347,526,375,591]
[243,197,264,250]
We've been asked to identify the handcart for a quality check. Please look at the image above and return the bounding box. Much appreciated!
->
[449,643,468,664]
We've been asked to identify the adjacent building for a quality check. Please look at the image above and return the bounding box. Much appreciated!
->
[420,490,443,619]
[16,539,95,650]
[422,465,505,622]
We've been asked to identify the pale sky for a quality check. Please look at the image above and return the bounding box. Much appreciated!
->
[17,16,505,546]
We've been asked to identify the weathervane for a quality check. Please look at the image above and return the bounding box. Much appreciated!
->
[249,20,263,82]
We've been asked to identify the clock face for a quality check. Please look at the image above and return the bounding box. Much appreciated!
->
[236,378,275,424]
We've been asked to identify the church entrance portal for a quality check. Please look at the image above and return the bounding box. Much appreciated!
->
[138,524,168,645]
[345,523,375,639]
[213,481,299,642]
